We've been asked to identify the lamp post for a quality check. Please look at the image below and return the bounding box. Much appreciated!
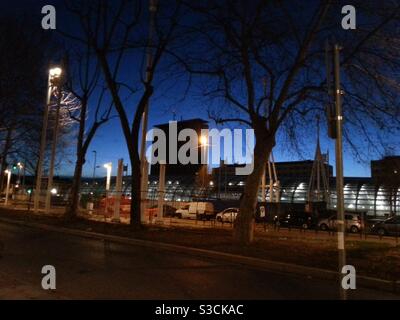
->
[92,151,97,183]
[333,44,347,301]
[200,135,208,188]
[157,162,166,224]
[17,162,25,189]
[326,43,347,300]
[34,66,62,212]
[113,159,124,223]
[104,163,112,192]
[4,169,11,206]
[45,81,63,214]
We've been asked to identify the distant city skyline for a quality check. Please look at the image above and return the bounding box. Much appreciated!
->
[56,112,379,179]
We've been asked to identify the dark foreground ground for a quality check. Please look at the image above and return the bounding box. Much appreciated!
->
[0,221,399,299]
[0,207,399,281]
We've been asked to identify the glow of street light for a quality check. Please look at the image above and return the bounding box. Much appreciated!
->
[4,170,9,174]
[200,135,208,146]
[51,188,58,195]
[49,67,62,78]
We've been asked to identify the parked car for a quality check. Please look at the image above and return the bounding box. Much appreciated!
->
[146,205,177,218]
[277,211,316,229]
[176,202,215,220]
[371,216,400,236]
[175,205,189,219]
[216,208,239,223]
[318,213,362,233]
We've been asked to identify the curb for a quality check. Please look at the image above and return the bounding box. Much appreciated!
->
[0,216,398,295]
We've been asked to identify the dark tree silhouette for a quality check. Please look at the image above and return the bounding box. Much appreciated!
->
[177,1,400,243]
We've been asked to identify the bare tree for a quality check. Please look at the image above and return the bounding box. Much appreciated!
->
[60,0,185,226]
[178,1,400,243]
[63,45,113,219]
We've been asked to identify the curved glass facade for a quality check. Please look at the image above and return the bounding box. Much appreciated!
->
[258,179,399,217]
[93,176,399,218]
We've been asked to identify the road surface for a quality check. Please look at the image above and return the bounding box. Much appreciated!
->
[0,220,398,299]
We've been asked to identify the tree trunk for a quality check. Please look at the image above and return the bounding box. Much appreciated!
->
[65,153,85,219]
[233,132,273,244]
[130,157,142,228]
[65,97,87,219]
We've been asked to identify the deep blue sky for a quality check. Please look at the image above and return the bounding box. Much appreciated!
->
[6,0,398,179]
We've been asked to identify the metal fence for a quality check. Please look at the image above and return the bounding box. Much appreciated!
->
[1,185,399,243]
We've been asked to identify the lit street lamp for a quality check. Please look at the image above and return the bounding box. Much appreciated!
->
[45,71,63,214]
[104,163,112,192]
[4,169,11,206]
[34,66,63,213]
[200,135,208,147]
[16,162,23,186]
[200,134,209,188]
[49,67,62,78]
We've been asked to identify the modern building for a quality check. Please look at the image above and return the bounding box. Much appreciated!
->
[76,152,400,217]
[143,175,400,218]
[211,159,333,191]
[150,118,209,185]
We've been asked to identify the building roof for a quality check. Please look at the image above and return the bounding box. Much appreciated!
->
[154,118,208,129]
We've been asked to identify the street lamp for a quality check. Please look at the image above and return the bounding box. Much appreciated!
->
[49,67,62,78]
[200,135,208,147]
[4,169,11,206]
[92,151,97,182]
[16,162,23,185]
[45,69,63,214]
[34,66,63,213]
[104,163,112,192]
[199,134,208,188]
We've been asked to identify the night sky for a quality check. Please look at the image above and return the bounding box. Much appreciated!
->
[5,0,397,178]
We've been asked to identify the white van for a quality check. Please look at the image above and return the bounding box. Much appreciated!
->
[176,202,214,220]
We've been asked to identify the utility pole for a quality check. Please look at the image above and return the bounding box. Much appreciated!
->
[157,162,166,224]
[113,159,123,223]
[34,68,62,212]
[22,160,26,189]
[139,0,158,223]
[261,78,267,204]
[218,160,222,199]
[45,87,62,214]
[92,150,97,187]
[4,169,11,206]
[332,44,347,300]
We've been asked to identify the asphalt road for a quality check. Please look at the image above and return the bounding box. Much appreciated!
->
[0,221,398,300]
